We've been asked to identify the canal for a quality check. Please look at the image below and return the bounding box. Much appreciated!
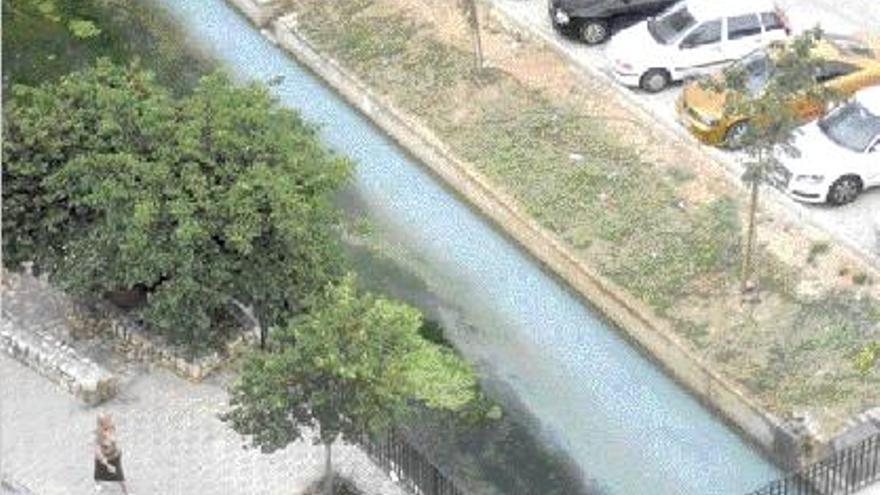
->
[148,0,780,493]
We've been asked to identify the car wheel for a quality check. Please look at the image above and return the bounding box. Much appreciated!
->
[638,69,670,93]
[827,176,862,205]
[724,120,751,149]
[579,19,609,45]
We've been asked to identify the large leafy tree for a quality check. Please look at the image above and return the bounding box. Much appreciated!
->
[223,275,477,495]
[3,60,351,347]
[706,28,838,294]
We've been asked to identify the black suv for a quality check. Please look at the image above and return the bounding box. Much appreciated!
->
[549,0,677,45]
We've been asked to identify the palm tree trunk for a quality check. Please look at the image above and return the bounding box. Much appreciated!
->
[740,179,760,294]
[323,442,333,495]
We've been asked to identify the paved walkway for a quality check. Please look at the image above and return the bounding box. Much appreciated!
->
[858,482,880,495]
[0,354,409,495]
[0,274,408,495]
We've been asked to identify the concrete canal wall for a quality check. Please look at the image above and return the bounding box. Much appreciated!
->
[224,0,817,471]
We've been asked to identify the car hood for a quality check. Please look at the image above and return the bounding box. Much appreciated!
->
[607,21,667,64]
[780,122,859,176]
[681,77,728,118]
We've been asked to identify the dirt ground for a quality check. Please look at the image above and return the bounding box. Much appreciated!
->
[289,0,880,438]
[398,0,880,298]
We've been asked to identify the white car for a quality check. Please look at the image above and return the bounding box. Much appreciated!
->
[772,87,880,205]
[606,0,790,92]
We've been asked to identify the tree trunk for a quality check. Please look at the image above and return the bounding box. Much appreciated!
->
[463,0,483,71]
[740,179,760,294]
[472,5,483,71]
[323,442,333,495]
[227,297,264,348]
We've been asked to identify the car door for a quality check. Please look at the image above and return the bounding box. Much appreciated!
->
[863,137,880,187]
[675,19,724,79]
[724,13,765,61]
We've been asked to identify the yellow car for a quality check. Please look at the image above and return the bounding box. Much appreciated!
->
[677,34,880,147]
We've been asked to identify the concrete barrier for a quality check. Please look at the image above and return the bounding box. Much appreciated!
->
[223,0,288,26]
[266,12,812,469]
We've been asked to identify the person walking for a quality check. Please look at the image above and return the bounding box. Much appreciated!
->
[94,412,131,494]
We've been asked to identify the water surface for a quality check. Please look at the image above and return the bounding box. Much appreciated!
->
[149,1,779,493]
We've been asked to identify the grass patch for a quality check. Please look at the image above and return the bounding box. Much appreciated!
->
[807,241,831,264]
[291,0,880,431]
[297,0,745,315]
[667,166,696,184]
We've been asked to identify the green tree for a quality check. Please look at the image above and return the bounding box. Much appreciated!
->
[7,0,102,38]
[223,275,477,495]
[706,28,839,294]
[3,60,351,349]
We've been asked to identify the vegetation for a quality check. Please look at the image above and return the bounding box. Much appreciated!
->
[289,0,880,433]
[807,241,831,264]
[297,1,742,313]
[3,61,351,350]
[459,0,484,71]
[2,0,210,93]
[223,276,478,495]
[704,28,839,293]
[854,342,880,376]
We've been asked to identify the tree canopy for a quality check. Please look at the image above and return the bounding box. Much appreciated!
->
[3,60,351,347]
[223,275,478,452]
[223,275,478,494]
[704,28,838,292]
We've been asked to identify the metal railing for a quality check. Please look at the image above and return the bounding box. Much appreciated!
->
[362,428,467,495]
[748,433,880,495]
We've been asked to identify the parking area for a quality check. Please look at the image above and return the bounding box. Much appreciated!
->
[490,0,880,265]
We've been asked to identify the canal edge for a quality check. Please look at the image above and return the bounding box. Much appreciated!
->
[226,0,815,472]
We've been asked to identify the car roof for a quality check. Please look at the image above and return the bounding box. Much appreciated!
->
[854,86,880,112]
[685,0,779,20]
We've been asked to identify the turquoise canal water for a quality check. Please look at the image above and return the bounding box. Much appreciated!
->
[150,1,780,493]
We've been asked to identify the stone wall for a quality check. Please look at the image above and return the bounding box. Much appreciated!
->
[72,302,256,383]
[0,318,117,406]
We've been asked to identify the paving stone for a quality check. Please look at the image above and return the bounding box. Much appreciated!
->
[1,270,410,495]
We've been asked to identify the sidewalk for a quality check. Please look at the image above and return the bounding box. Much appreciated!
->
[0,354,408,495]
[858,482,880,495]
[0,275,408,495]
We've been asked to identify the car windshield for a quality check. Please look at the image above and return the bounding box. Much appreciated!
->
[818,101,880,152]
[734,50,775,95]
[648,5,696,44]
